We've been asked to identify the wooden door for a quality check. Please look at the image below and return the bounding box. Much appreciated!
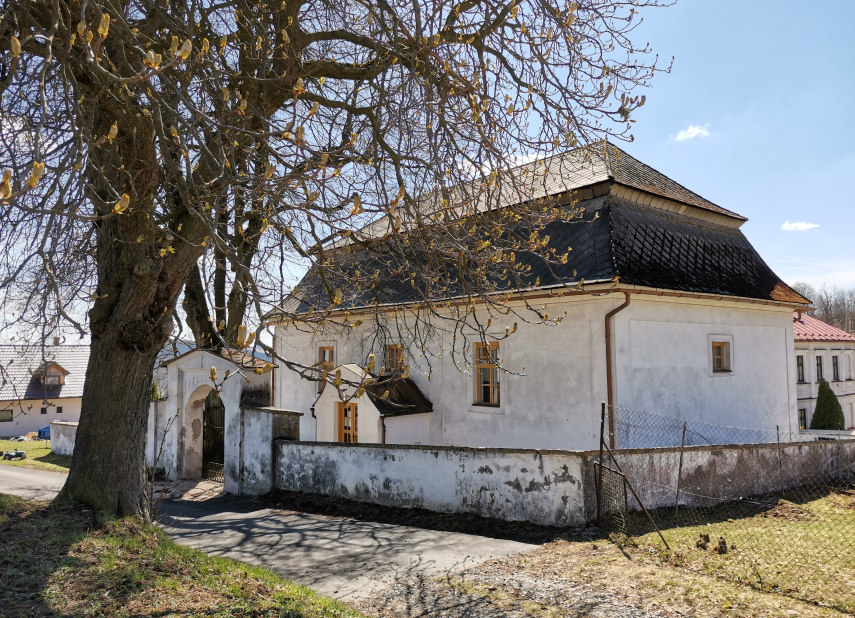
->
[337,402,358,443]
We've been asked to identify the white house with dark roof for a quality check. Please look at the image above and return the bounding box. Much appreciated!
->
[273,145,811,449]
[0,342,90,436]
[793,312,855,430]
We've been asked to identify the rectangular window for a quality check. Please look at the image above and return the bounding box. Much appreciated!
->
[318,346,335,392]
[40,407,47,414]
[0,410,11,422]
[475,342,500,406]
[56,406,62,414]
[337,402,358,443]
[833,356,840,381]
[712,342,731,373]
[797,355,805,383]
[816,355,824,382]
[798,408,807,430]
[385,344,405,374]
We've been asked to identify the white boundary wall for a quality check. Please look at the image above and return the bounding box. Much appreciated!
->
[275,442,588,526]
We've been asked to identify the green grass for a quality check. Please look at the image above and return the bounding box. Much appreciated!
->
[0,493,364,617]
[617,486,855,611]
[0,439,71,473]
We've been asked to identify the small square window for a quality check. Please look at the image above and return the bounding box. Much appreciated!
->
[712,341,731,373]
[798,408,807,430]
[40,407,47,415]
[0,410,11,422]
[56,406,62,414]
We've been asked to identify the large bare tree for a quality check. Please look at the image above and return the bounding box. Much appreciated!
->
[0,0,671,516]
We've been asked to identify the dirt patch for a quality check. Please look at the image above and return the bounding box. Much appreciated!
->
[260,488,583,544]
[755,500,815,522]
[357,538,836,618]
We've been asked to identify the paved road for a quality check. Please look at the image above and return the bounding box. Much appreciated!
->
[159,500,531,601]
[0,467,532,602]
[0,465,66,500]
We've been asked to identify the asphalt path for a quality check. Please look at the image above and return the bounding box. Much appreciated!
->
[0,466,531,601]
[0,465,66,500]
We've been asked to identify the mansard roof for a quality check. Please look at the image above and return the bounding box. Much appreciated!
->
[286,147,808,313]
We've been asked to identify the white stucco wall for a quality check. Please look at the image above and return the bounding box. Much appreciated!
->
[276,442,588,526]
[275,293,800,450]
[0,397,82,437]
[50,421,78,455]
[615,297,796,432]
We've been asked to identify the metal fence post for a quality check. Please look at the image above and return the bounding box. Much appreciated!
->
[597,402,605,527]
[777,425,784,493]
[674,421,687,516]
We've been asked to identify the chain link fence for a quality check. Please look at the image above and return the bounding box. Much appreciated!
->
[596,405,855,611]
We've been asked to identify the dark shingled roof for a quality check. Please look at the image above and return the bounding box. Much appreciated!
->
[0,345,90,402]
[290,195,808,311]
[365,376,433,417]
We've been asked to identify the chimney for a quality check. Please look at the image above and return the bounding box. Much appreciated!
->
[52,337,60,346]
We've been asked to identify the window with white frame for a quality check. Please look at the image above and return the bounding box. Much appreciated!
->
[797,355,806,383]
[816,355,824,382]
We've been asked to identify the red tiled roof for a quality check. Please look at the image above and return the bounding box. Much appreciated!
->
[793,312,855,342]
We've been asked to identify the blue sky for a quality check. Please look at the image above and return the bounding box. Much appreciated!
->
[624,0,855,287]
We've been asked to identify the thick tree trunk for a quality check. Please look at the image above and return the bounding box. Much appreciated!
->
[57,334,159,516]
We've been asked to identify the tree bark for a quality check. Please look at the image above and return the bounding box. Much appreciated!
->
[56,334,158,516]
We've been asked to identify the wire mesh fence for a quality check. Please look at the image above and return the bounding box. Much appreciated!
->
[596,404,855,611]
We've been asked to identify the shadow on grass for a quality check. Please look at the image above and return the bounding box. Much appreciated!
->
[31,451,72,470]
[0,494,94,617]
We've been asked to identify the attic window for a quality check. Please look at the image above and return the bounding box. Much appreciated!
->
[385,344,405,374]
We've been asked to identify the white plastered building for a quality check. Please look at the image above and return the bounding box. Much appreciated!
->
[273,145,811,449]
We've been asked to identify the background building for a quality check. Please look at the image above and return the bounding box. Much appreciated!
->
[793,312,855,430]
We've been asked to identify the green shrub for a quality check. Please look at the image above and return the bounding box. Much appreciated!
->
[810,380,845,430]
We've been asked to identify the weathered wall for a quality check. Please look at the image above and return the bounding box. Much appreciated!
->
[275,438,855,526]
[275,442,588,526]
[50,421,78,456]
[241,407,303,495]
[581,439,855,519]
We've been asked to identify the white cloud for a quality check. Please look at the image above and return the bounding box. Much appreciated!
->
[673,124,711,142]
[781,221,820,232]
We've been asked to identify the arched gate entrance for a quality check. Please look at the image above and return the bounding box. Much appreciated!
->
[202,390,225,481]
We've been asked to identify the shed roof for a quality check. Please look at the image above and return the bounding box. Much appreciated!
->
[365,376,434,417]
[0,345,90,402]
[793,312,855,342]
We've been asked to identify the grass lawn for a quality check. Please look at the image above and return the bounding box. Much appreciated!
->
[619,486,855,612]
[0,440,71,473]
[0,493,363,617]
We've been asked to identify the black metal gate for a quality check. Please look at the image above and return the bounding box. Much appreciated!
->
[202,390,225,481]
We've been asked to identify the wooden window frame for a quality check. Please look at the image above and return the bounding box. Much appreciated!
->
[796,355,805,383]
[711,342,731,373]
[474,342,500,406]
[385,344,405,374]
[816,355,824,382]
[318,346,335,392]
[337,402,358,443]
[833,356,840,381]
